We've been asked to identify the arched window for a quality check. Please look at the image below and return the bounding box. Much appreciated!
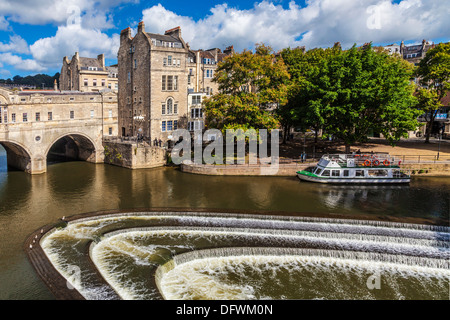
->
[167,98,173,114]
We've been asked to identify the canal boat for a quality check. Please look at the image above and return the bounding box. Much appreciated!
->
[297,154,411,184]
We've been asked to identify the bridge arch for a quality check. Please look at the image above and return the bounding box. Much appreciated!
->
[46,132,102,164]
[0,140,34,173]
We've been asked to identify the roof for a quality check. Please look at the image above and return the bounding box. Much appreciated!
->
[79,57,103,70]
[146,32,182,44]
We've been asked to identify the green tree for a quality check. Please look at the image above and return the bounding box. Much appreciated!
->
[203,44,290,133]
[307,44,419,153]
[415,43,450,143]
[279,44,341,144]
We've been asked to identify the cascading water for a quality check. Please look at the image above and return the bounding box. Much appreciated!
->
[39,212,450,300]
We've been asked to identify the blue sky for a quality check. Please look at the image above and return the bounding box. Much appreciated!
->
[0,0,449,78]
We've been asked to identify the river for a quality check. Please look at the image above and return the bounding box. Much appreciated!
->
[0,147,449,299]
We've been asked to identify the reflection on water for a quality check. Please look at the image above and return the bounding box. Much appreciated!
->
[0,152,449,299]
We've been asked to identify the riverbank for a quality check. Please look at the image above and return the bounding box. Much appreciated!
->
[179,137,450,177]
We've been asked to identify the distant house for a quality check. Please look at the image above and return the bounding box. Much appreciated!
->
[59,52,118,92]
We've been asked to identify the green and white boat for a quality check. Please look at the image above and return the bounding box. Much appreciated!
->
[297,154,411,184]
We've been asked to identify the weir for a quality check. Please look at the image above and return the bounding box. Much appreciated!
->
[37,211,450,300]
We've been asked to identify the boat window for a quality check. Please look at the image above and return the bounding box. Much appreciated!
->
[393,170,408,178]
[368,170,388,177]
[332,170,340,177]
[343,170,349,177]
[315,168,322,175]
[322,170,330,177]
[355,170,364,177]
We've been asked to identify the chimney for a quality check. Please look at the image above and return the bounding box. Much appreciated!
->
[97,54,105,68]
[120,27,132,42]
[138,21,145,33]
[54,79,58,91]
[165,26,181,38]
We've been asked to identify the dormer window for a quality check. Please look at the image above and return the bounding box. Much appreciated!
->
[88,67,98,71]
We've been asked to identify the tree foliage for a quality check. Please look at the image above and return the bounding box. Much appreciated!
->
[0,73,60,88]
[203,44,290,132]
[415,43,450,142]
[285,44,419,152]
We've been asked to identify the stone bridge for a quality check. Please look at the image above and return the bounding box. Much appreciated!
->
[0,88,118,174]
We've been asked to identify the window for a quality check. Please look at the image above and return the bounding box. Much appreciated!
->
[177,59,180,67]
[355,170,364,177]
[108,127,112,135]
[163,58,167,66]
[343,170,350,177]
[162,104,166,115]
[168,56,172,66]
[84,79,88,86]
[162,75,166,91]
[315,168,322,176]
[35,112,40,122]
[174,120,178,130]
[127,72,131,83]
[12,113,16,123]
[322,170,330,177]
[162,121,166,132]
[115,83,118,89]
[109,109,113,118]
[332,170,340,177]
[102,79,106,87]
[93,79,97,87]
[167,120,173,131]
[23,113,28,122]
[167,99,173,114]
[48,112,52,121]
[192,95,201,105]
[167,76,173,91]
[90,110,94,118]
[174,104,178,114]
[173,76,178,90]
[134,59,137,69]
[70,111,74,119]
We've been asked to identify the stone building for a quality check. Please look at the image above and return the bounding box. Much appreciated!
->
[60,52,118,92]
[186,46,234,132]
[383,39,437,65]
[117,22,233,145]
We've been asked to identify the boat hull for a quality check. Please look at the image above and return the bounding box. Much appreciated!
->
[297,173,410,184]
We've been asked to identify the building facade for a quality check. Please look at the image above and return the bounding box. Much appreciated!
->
[60,52,118,92]
[117,22,233,144]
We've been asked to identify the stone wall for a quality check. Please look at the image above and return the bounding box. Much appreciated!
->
[180,162,311,176]
[103,141,166,169]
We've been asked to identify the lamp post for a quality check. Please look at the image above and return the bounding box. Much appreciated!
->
[437,124,444,160]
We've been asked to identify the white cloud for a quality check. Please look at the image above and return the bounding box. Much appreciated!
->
[0,0,138,31]
[0,53,46,72]
[29,23,120,70]
[0,16,9,31]
[141,0,450,52]
[0,35,30,55]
